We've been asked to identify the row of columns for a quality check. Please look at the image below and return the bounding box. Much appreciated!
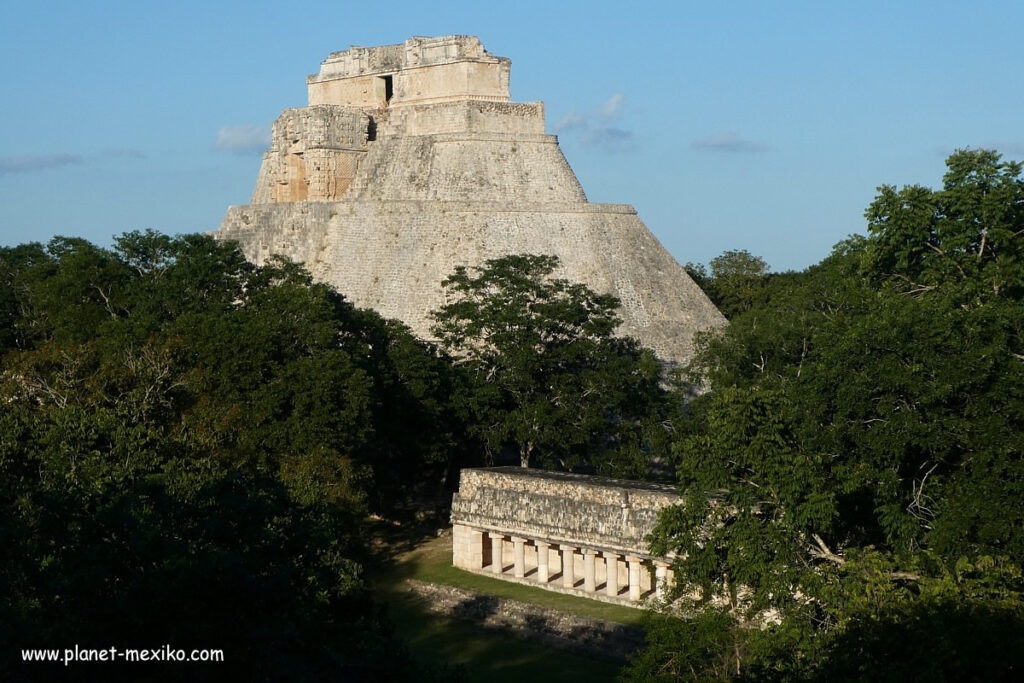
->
[485,531,671,601]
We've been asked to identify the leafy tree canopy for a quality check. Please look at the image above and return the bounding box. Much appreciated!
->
[0,231,452,680]
[431,253,664,474]
[686,249,771,319]
[631,150,1024,681]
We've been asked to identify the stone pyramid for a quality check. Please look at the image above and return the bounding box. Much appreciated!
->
[215,36,725,365]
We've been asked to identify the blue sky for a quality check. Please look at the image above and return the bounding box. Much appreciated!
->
[2,0,1022,272]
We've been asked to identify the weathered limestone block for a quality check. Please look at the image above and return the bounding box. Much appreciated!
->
[250,106,370,203]
[342,134,585,202]
[383,101,545,137]
[219,200,722,364]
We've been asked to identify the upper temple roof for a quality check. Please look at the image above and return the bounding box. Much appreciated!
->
[308,35,508,82]
[306,36,512,108]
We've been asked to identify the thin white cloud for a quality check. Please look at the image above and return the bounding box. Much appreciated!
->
[555,111,587,131]
[214,124,270,154]
[555,94,635,153]
[101,148,147,160]
[0,149,147,177]
[691,132,769,153]
[582,126,634,153]
[596,93,624,118]
[0,153,85,176]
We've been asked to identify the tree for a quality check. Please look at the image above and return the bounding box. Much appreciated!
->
[431,254,663,473]
[630,150,1024,680]
[0,232,451,680]
[686,249,771,319]
[864,148,1024,306]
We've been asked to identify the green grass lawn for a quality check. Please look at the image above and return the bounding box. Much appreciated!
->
[381,533,648,626]
[370,530,653,681]
[385,586,625,683]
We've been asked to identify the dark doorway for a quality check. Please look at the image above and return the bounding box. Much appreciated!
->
[381,75,394,105]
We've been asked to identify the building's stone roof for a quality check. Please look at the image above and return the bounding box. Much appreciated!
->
[466,466,678,493]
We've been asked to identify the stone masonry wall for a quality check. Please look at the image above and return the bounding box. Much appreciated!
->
[392,60,510,106]
[251,106,369,203]
[451,468,679,559]
[382,100,545,137]
[312,36,497,82]
[344,134,585,202]
[217,199,724,363]
[308,36,510,108]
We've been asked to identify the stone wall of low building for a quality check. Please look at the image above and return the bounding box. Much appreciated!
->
[448,468,680,604]
[452,468,679,559]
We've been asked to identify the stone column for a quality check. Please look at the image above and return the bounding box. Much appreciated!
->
[536,541,550,583]
[469,527,485,569]
[488,532,504,574]
[627,556,643,601]
[583,549,597,592]
[512,536,526,578]
[654,561,670,600]
[561,546,576,589]
[604,552,620,597]
[452,524,485,570]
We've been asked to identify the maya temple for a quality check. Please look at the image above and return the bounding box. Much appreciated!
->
[215,35,725,367]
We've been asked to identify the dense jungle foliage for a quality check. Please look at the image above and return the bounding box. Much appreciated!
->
[0,233,463,680]
[1,149,1021,680]
[628,149,1024,681]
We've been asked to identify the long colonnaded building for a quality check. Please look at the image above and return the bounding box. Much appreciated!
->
[215,35,725,366]
[450,467,679,605]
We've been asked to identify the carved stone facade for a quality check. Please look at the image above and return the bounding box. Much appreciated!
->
[450,467,679,605]
[251,106,371,203]
[216,36,726,366]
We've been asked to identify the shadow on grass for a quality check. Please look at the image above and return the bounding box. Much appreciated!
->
[366,514,647,680]
[383,583,624,683]
[365,508,448,568]
[451,593,500,621]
